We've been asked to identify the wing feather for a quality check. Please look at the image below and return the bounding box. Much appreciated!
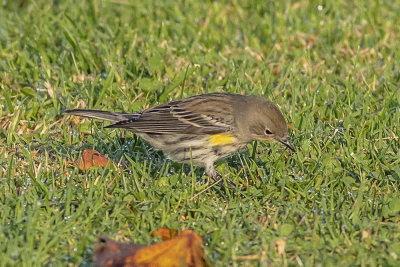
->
[106,93,238,134]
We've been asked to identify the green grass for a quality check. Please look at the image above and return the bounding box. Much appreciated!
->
[1,0,400,265]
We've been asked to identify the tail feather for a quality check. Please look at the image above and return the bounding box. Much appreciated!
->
[65,109,140,122]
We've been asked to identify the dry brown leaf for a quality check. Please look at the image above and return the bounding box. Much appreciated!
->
[93,237,146,267]
[78,149,111,170]
[361,230,371,240]
[287,124,300,132]
[44,81,54,98]
[73,72,86,84]
[274,239,286,255]
[151,227,179,241]
[93,230,208,267]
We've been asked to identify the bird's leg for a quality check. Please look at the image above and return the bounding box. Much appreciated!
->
[206,164,237,189]
[205,164,219,183]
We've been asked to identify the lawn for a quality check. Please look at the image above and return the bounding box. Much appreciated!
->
[1,0,400,266]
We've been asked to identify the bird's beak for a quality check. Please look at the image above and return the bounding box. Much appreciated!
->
[277,137,296,153]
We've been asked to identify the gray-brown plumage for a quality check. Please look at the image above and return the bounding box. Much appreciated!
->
[66,93,295,178]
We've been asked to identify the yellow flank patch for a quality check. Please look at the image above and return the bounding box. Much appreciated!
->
[210,133,236,146]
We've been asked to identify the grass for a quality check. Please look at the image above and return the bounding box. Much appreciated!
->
[1,0,400,265]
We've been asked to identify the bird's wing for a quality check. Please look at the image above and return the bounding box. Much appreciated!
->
[106,93,236,134]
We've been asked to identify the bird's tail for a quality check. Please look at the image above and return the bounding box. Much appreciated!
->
[65,109,139,122]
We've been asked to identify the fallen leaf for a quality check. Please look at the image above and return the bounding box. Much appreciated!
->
[93,237,146,267]
[361,230,371,240]
[232,254,260,260]
[44,81,54,98]
[287,124,300,132]
[78,149,111,170]
[73,72,86,84]
[270,65,281,75]
[274,239,286,255]
[151,227,178,241]
[93,230,208,267]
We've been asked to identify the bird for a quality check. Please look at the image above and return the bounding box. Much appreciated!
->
[65,93,295,180]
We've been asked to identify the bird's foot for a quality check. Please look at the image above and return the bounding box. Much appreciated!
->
[210,171,237,190]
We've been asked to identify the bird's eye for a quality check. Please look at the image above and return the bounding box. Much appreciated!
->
[265,129,272,135]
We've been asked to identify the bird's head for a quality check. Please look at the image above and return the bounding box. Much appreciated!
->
[246,96,295,152]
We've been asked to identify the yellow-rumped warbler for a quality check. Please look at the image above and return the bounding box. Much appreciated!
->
[66,93,295,178]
